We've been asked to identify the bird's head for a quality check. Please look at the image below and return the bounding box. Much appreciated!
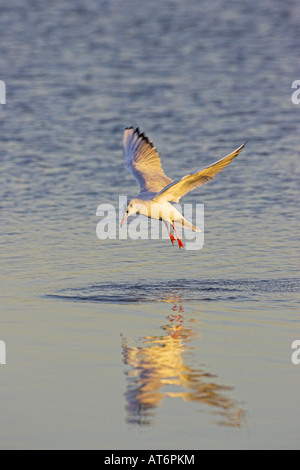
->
[121,198,145,226]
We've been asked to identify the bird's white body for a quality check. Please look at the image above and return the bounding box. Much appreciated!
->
[121,127,245,248]
[127,197,200,232]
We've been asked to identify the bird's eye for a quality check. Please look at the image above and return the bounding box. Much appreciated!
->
[126,210,129,214]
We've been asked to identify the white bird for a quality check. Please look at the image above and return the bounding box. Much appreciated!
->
[121,127,245,249]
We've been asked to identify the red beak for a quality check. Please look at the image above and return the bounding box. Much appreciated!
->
[121,214,127,227]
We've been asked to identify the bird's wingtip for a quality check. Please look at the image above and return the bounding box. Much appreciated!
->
[236,140,247,153]
[124,126,154,148]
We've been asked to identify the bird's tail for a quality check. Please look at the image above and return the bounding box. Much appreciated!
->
[175,216,201,232]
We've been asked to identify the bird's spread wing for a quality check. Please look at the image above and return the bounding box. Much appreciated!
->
[154,143,246,203]
[123,127,173,193]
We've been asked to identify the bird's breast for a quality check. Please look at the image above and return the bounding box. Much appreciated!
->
[148,202,178,223]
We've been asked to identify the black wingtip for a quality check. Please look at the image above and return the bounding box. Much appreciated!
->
[240,139,249,149]
[125,126,154,148]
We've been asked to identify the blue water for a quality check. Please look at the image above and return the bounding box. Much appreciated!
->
[0,0,299,450]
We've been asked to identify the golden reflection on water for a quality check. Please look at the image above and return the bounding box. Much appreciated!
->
[122,299,244,427]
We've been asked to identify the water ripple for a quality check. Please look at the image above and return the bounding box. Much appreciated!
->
[46,278,300,304]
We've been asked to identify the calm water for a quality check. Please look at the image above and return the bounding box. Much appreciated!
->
[0,0,300,450]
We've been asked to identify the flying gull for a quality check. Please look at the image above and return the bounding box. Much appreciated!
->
[121,127,245,248]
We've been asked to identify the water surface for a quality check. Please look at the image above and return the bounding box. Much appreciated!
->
[0,0,299,450]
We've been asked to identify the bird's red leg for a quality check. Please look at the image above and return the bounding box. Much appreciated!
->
[172,224,184,249]
[164,222,175,245]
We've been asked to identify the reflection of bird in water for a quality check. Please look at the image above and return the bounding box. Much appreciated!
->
[122,309,244,427]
